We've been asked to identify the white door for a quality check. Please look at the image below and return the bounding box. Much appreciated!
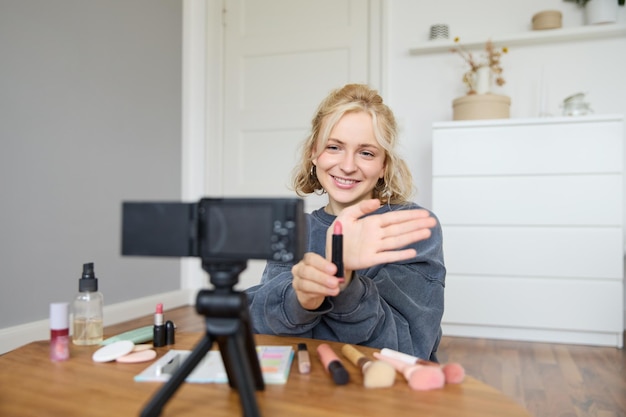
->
[220,0,382,287]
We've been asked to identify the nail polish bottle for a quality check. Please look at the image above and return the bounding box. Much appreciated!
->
[72,262,104,345]
[50,302,70,361]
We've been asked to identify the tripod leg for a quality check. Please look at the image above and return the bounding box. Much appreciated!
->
[141,334,215,417]
[241,306,264,390]
[219,329,262,417]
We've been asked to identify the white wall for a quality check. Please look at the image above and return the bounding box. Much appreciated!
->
[386,0,626,210]
[0,0,186,353]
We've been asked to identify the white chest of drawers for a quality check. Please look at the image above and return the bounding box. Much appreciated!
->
[432,115,624,347]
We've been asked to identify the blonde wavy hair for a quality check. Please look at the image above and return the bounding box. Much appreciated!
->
[291,84,415,205]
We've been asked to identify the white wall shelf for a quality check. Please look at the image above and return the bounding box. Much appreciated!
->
[409,23,626,55]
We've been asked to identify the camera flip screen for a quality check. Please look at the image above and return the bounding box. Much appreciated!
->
[122,197,305,263]
[203,203,273,258]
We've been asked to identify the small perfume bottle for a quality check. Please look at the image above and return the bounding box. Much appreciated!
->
[50,302,70,361]
[72,262,104,345]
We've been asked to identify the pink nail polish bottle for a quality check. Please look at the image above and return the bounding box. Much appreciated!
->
[50,302,70,362]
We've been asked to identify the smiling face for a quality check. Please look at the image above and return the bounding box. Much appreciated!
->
[312,111,386,215]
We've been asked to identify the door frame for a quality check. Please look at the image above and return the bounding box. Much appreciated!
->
[180,0,387,293]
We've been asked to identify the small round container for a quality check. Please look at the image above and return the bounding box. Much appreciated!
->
[532,10,562,30]
[561,92,593,116]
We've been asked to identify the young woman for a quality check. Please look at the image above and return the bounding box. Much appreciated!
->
[246,84,445,361]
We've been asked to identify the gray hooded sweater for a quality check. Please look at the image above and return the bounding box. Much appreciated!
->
[246,203,446,361]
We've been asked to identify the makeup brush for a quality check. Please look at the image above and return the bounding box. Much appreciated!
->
[378,348,465,384]
[340,344,396,388]
[317,343,350,385]
[373,352,445,391]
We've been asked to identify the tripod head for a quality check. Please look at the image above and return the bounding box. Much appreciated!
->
[202,260,248,292]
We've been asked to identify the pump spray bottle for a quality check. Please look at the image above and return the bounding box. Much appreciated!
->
[72,262,104,345]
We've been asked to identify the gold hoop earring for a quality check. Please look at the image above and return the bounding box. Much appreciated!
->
[382,183,391,199]
[310,165,316,178]
[377,179,391,200]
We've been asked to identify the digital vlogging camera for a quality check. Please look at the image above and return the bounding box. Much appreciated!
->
[121,198,306,263]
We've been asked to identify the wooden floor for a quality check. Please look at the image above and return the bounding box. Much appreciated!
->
[437,333,626,417]
[134,306,626,417]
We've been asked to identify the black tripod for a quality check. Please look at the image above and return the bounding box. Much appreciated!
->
[141,261,265,417]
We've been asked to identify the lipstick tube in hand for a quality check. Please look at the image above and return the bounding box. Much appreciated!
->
[332,221,344,283]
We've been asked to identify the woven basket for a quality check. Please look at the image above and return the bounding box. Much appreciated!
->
[532,10,562,30]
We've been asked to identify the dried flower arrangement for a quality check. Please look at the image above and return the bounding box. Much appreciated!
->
[450,38,508,95]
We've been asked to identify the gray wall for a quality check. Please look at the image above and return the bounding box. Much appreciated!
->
[0,0,183,328]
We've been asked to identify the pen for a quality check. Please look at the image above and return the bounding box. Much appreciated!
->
[332,221,344,281]
[297,343,311,374]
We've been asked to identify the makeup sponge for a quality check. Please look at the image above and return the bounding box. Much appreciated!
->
[373,352,445,391]
[441,362,466,384]
[116,349,157,363]
[405,365,446,391]
[377,348,466,385]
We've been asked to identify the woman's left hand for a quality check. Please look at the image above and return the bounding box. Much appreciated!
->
[327,199,437,284]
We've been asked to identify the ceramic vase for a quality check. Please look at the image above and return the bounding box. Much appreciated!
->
[585,0,618,24]
[474,66,492,94]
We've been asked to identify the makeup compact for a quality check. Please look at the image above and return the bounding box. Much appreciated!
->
[92,341,135,363]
